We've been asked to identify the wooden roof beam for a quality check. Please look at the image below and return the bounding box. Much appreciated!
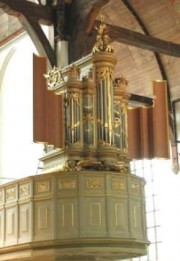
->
[19,14,56,66]
[107,23,180,57]
[0,0,53,25]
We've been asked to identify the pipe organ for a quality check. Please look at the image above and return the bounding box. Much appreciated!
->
[0,16,171,261]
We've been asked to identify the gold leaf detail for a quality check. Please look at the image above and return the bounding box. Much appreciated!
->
[112,181,125,190]
[6,188,16,200]
[36,182,50,193]
[20,184,30,197]
[59,179,76,189]
[87,179,102,188]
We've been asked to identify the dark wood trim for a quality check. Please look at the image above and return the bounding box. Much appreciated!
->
[129,94,153,106]
[0,0,53,25]
[0,28,24,47]
[108,23,180,57]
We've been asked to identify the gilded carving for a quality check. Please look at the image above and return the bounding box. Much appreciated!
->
[113,77,128,90]
[112,180,125,190]
[20,184,30,197]
[44,66,64,89]
[6,187,16,201]
[59,179,76,189]
[67,64,80,79]
[96,67,113,83]
[75,160,103,171]
[86,179,102,188]
[36,182,50,193]
[83,113,93,121]
[92,15,114,53]
[131,183,140,193]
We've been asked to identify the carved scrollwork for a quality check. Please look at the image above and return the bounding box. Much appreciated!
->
[59,179,76,189]
[36,181,50,193]
[96,67,113,83]
[20,184,30,197]
[6,187,16,201]
[86,179,102,189]
[44,66,64,89]
[112,180,125,190]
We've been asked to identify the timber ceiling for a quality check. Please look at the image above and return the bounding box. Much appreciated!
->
[0,0,180,121]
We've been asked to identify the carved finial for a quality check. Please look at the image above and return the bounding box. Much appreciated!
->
[67,64,80,79]
[44,66,64,89]
[114,77,128,90]
[92,14,114,53]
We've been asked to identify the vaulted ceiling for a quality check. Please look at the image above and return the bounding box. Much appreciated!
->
[0,0,180,134]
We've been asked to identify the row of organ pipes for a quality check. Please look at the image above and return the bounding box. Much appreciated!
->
[61,64,128,155]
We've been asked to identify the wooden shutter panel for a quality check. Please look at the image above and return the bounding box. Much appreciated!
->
[33,54,47,143]
[152,80,169,158]
[33,54,64,148]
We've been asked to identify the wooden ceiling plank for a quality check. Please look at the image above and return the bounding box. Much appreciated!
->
[1,1,180,58]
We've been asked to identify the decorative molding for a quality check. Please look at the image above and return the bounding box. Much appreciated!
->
[133,204,140,229]
[0,172,147,259]
[86,179,102,188]
[19,184,30,198]
[59,179,76,190]
[0,191,3,204]
[6,187,16,201]
[62,204,74,227]
[38,206,48,230]
[7,212,15,235]
[115,203,126,227]
[90,202,102,225]
[21,208,29,233]
[131,183,140,193]
[112,180,125,190]
[36,181,50,193]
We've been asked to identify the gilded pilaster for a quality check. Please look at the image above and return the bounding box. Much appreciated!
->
[113,77,131,163]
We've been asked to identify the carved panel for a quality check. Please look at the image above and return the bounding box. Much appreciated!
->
[6,187,16,202]
[0,191,3,204]
[57,199,78,239]
[59,179,76,190]
[131,182,140,194]
[112,180,125,190]
[34,201,54,241]
[62,204,74,227]
[19,203,32,243]
[90,202,101,226]
[36,181,50,193]
[7,212,14,235]
[79,198,106,237]
[130,200,144,240]
[107,198,129,237]
[21,208,29,232]
[19,184,30,198]
[0,211,4,241]
[0,215,1,240]
[86,179,102,189]
[115,203,126,227]
[38,206,48,230]
[5,207,17,245]
[133,203,141,229]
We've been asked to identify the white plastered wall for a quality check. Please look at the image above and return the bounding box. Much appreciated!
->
[0,34,44,183]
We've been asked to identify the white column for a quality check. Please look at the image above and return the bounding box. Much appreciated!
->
[56,40,69,68]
